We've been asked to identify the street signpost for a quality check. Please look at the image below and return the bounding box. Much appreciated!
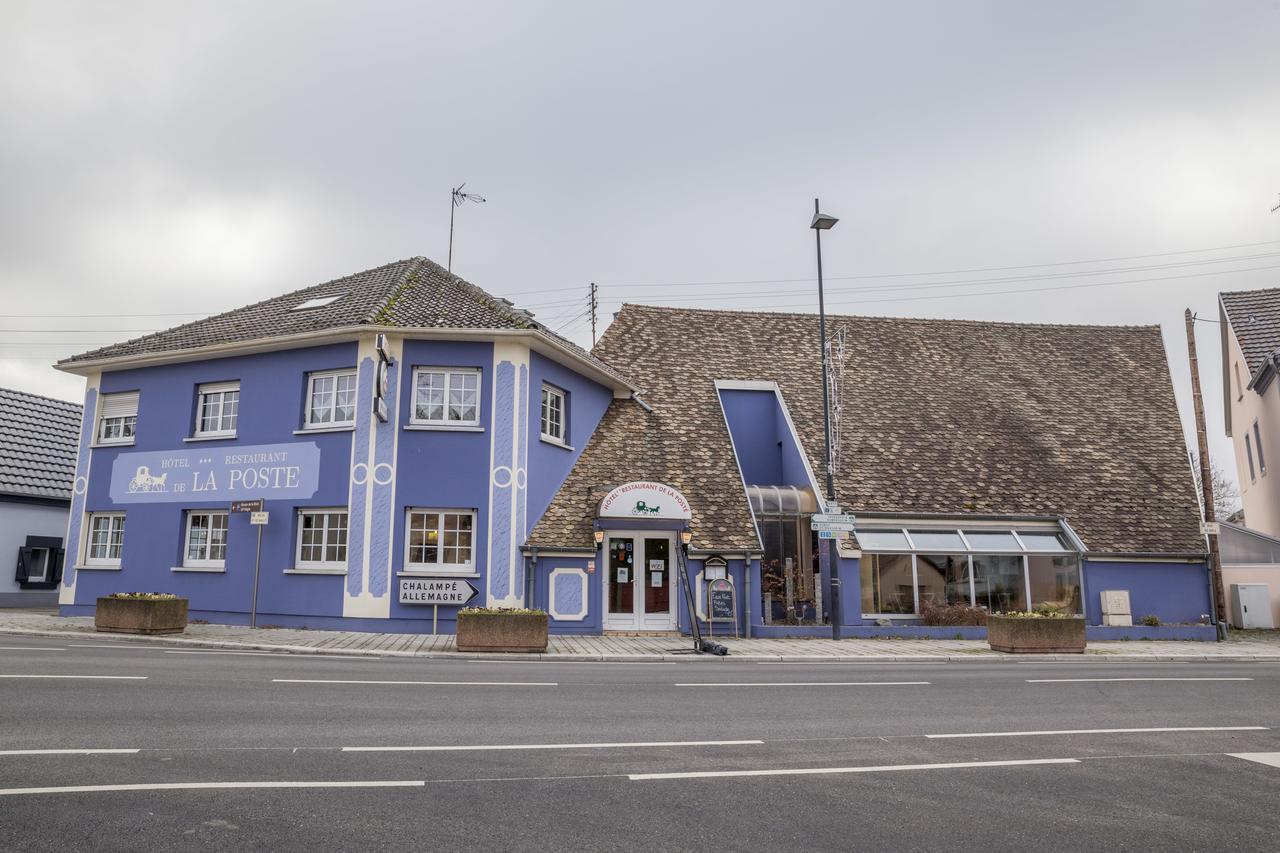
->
[399,577,480,636]
[811,513,856,525]
[249,511,269,526]
[231,499,266,628]
[231,499,263,513]
[817,530,850,540]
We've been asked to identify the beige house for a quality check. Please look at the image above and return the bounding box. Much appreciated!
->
[1220,287,1280,537]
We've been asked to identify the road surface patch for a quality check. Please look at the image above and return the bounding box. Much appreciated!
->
[0,780,427,797]
[0,749,140,756]
[926,726,1268,739]
[0,674,146,680]
[1026,677,1253,683]
[342,739,764,753]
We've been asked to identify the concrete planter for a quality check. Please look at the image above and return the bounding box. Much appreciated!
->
[987,615,1085,653]
[95,597,188,635]
[456,611,548,653]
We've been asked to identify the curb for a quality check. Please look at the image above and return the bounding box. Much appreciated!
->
[3,627,1280,664]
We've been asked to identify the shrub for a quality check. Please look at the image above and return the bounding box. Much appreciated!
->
[1139,614,1161,627]
[920,601,987,626]
[106,592,179,600]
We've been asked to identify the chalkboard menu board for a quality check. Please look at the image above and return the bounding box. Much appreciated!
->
[707,578,735,622]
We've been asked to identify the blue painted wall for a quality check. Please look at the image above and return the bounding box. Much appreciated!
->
[526,351,613,529]
[69,343,358,619]
[1082,560,1212,626]
[719,389,783,485]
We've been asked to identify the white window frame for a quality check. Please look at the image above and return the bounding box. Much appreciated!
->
[183,511,229,569]
[304,369,358,429]
[540,383,567,444]
[96,392,139,446]
[410,367,481,428]
[85,512,126,567]
[294,508,349,572]
[404,508,476,574]
[195,381,240,438]
[1254,419,1266,477]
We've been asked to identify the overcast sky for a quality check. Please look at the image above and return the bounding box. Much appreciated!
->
[3,1,1278,490]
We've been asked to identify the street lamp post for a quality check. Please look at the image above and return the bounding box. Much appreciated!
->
[811,199,842,640]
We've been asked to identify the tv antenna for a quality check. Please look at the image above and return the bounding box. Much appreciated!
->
[448,183,486,272]
[1271,193,1280,214]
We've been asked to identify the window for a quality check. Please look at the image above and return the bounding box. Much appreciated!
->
[540,384,566,443]
[1246,433,1257,483]
[856,529,910,550]
[405,509,475,572]
[1027,554,1082,613]
[86,513,126,566]
[411,368,480,427]
[97,392,138,445]
[196,382,240,437]
[183,511,228,568]
[296,509,348,570]
[305,370,358,428]
[1254,420,1266,477]
[860,553,914,614]
[22,548,50,582]
[291,294,343,311]
[1235,361,1244,401]
[972,554,1026,612]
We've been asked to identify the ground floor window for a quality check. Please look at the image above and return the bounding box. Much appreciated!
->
[858,526,1081,617]
[184,511,228,568]
[296,509,348,570]
[759,515,823,625]
[86,513,126,566]
[405,509,475,572]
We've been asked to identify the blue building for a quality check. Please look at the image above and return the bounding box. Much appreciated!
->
[56,258,1213,639]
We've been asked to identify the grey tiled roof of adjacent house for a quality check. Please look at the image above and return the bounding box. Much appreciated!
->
[1220,286,1280,375]
[58,257,629,385]
[0,387,83,501]
[529,305,1206,556]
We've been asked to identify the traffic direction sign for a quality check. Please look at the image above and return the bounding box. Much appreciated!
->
[817,530,850,540]
[811,513,856,524]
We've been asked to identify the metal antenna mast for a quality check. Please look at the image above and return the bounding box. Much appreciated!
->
[589,282,599,346]
[1271,193,1280,214]
[448,183,486,273]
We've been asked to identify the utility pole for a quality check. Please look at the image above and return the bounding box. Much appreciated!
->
[589,282,599,346]
[1184,308,1228,635]
[810,199,842,640]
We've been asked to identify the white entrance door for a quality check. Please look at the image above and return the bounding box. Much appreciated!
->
[602,532,678,631]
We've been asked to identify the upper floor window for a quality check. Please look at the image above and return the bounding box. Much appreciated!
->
[305,369,358,428]
[411,367,480,427]
[1254,420,1267,478]
[184,511,228,569]
[296,509,349,571]
[97,392,138,446]
[541,384,567,444]
[1246,433,1257,483]
[196,382,240,438]
[86,512,126,567]
[1235,361,1245,401]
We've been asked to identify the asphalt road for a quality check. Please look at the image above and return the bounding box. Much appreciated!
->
[1,635,1278,852]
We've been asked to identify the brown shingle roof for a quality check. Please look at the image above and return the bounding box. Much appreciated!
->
[58,257,628,386]
[529,305,1205,556]
[1220,286,1280,375]
[0,387,82,501]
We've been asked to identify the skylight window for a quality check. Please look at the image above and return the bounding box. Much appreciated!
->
[291,294,344,311]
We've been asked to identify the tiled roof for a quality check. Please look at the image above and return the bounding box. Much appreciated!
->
[1220,287,1280,375]
[0,387,82,501]
[58,257,628,385]
[529,305,1205,556]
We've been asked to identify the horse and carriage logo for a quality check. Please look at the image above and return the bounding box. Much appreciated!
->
[126,466,168,493]
[632,500,661,515]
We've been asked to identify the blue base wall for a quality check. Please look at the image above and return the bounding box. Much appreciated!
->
[1082,560,1212,626]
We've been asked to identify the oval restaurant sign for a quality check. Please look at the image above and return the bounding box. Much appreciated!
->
[598,481,691,520]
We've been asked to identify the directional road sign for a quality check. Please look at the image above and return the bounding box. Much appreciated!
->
[817,530,851,540]
[398,577,479,606]
[812,514,856,524]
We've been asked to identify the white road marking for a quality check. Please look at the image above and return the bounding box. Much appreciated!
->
[0,749,140,756]
[1027,677,1253,683]
[674,681,929,687]
[0,675,146,680]
[343,739,764,753]
[927,726,1268,739]
[67,645,142,649]
[629,757,1081,781]
[1229,752,1280,769]
[0,646,64,652]
[272,679,556,686]
[163,650,374,659]
[0,780,426,797]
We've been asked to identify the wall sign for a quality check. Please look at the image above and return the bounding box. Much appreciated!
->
[598,481,692,520]
[374,333,392,423]
[399,577,479,605]
[109,443,320,504]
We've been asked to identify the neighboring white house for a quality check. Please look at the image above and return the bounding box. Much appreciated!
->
[0,387,81,607]
[1220,288,1280,538]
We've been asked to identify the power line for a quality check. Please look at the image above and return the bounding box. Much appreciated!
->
[0,312,209,319]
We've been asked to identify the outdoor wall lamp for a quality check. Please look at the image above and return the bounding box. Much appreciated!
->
[680,530,693,546]
[593,529,604,545]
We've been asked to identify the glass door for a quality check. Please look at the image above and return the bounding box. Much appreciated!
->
[603,533,678,631]
[640,536,675,631]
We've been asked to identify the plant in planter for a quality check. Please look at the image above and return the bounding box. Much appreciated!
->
[95,592,189,635]
[987,603,1085,654]
[456,607,548,653]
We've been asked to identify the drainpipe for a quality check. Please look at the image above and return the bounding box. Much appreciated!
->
[526,548,538,609]
[631,391,653,413]
[743,552,753,639]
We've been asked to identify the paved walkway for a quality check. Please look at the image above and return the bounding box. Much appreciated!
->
[2,610,1279,661]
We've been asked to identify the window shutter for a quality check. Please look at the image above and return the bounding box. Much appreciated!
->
[14,547,31,583]
[100,392,139,420]
[52,548,66,584]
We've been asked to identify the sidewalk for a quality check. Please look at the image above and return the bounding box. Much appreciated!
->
[3,610,1279,661]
